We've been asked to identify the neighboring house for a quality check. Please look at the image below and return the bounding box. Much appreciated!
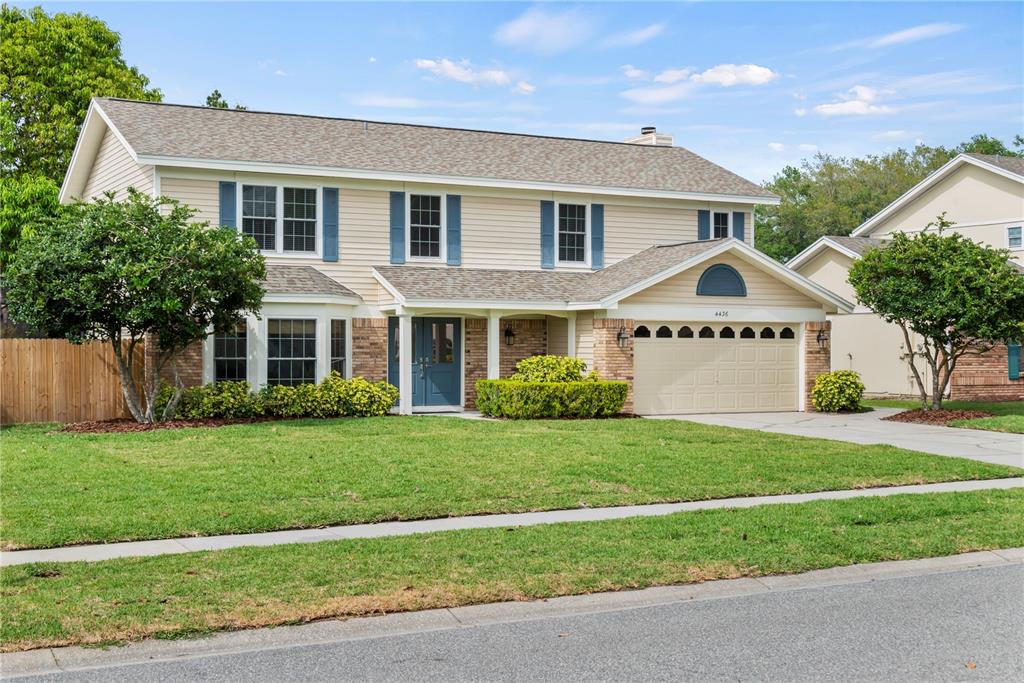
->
[789,153,1024,400]
[61,98,851,415]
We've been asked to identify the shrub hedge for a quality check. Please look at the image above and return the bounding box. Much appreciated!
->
[811,370,866,413]
[156,373,398,420]
[476,379,628,419]
[510,355,594,382]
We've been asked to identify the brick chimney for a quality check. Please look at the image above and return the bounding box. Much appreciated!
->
[624,126,673,147]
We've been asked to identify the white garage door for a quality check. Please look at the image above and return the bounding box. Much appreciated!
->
[633,324,800,415]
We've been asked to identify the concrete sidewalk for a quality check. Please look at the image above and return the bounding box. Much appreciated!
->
[662,408,1023,467]
[3,477,1022,567]
[3,548,1021,680]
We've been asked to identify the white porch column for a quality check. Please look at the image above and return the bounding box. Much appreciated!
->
[398,313,413,414]
[487,310,501,380]
[566,312,577,357]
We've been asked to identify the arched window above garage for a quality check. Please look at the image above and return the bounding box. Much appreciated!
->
[719,326,736,338]
[760,327,775,339]
[655,325,672,338]
[698,326,715,338]
[677,326,694,338]
[634,325,651,338]
[780,327,795,339]
[740,327,755,338]
[696,264,747,297]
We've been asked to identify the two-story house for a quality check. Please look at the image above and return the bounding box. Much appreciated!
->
[60,98,851,415]
[788,153,1023,400]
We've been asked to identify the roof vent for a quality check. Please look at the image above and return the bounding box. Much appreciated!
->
[625,126,673,147]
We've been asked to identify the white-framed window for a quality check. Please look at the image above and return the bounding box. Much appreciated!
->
[330,319,346,375]
[1008,226,1022,249]
[557,202,588,264]
[240,184,320,256]
[267,318,317,386]
[712,211,731,239]
[213,322,247,382]
[407,193,445,261]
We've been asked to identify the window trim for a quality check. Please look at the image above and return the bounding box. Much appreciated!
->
[329,318,347,376]
[212,322,249,383]
[1008,225,1022,250]
[556,200,591,267]
[237,182,322,259]
[266,317,319,387]
[405,191,447,263]
[711,210,732,240]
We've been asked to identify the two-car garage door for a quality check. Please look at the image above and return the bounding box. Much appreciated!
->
[633,323,799,415]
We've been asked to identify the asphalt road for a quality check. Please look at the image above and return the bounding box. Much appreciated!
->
[11,564,1023,682]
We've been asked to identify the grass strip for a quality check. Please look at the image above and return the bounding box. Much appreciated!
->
[3,417,1019,550]
[948,415,1024,434]
[2,488,1022,652]
[864,399,1024,417]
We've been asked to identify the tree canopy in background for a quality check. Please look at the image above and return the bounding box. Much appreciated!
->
[755,134,1024,263]
[205,89,247,110]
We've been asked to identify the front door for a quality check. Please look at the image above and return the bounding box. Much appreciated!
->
[388,317,462,407]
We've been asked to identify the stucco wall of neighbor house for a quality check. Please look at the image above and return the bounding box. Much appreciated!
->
[803,320,832,411]
[350,317,388,383]
[623,253,820,308]
[499,318,547,377]
[795,249,858,303]
[951,344,1024,401]
[592,318,634,413]
[828,313,928,398]
[82,129,153,200]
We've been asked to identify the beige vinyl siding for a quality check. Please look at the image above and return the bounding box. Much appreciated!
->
[461,195,541,269]
[82,129,152,200]
[159,177,219,223]
[574,311,594,368]
[794,249,856,303]
[624,253,818,308]
[604,204,697,265]
[546,316,568,355]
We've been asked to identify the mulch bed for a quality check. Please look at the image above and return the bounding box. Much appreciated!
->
[883,408,992,427]
[60,417,275,434]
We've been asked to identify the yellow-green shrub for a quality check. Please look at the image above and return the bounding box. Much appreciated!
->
[811,370,865,412]
[476,380,627,419]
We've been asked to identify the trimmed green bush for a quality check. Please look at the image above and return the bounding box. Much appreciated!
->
[811,370,866,413]
[476,379,627,419]
[510,355,596,382]
[158,373,398,420]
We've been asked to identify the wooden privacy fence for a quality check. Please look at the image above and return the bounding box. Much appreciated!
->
[0,339,144,424]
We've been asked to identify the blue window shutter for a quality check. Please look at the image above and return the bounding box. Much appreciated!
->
[389,191,405,264]
[540,200,555,269]
[446,194,461,266]
[1009,343,1021,381]
[322,188,339,262]
[591,203,604,270]
[697,209,710,240]
[218,181,236,231]
[732,211,745,242]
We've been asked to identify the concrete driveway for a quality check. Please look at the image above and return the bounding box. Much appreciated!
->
[651,408,1023,467]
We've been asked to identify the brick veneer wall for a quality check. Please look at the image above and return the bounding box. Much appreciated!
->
[592,318,634,413]
[463,318,487,409]
[803,321,831,411]
[499,319,547,377]
[351,317,389,383]
[145,335,203,388]
[951,343,1023,401]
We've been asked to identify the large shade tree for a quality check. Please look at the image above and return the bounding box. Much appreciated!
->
[848,216,1024,410]
[5,190,266,423]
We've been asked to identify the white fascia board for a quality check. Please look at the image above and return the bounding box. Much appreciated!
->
[136,154,779,205]
[850,154,1024,237]
[59,100,142,203]
[262,293,362,305]
[786,237,861,270]
[596,240,738,307]
[403,299,570,311]
[371,269,407,304]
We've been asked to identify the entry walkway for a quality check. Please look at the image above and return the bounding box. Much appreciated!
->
[2,477,1021,567]
[660,408,1023,467]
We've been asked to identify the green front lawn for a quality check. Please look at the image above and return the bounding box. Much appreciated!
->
[2,417,1018,550]
[2,488,1021,652]
[865,399,1024,433]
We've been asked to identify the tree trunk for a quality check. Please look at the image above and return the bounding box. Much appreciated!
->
[898,324,930,408]
[111,338,147,422]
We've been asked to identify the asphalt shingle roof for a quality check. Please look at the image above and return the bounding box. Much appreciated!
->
[96,98,775,199]
[826,236,885,256]
[965,153,1024,178]
[264,265,357,298]
[375,240,726,303]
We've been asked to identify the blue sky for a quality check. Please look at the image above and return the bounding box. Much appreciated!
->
[27,1,1024,182]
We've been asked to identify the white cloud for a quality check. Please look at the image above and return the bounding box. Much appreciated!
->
[494,7,595,54]
[620,64,650,81]
[798,143,818,152]
[653,68,690,84]
[794,107,807,117]
[601,23,665,48]
[513,80,536,95]
[273,69,286,77]
[768,142,785,152]
[866,22,965,48]
[621,81,695,105]
[415,58,512,87]
[813,85,896,116]
[874,130,920,141]
[691,64,778,87]
[368,56,377,64]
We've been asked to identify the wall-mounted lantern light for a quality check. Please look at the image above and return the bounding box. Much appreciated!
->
[504,325,516,346]
[617,327,630,349]
[816,328,830,351]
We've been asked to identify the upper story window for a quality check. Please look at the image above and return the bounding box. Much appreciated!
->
[1009,226,1022,249]
[712,211,730,239]
[241,184,318,255]
[409,194,442,259]
[558,203,587,263]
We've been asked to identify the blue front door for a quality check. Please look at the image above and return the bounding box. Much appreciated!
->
[387,317,462,407]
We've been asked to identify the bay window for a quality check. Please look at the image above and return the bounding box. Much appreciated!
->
[213,323,247,382]
[267,318,317,386]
